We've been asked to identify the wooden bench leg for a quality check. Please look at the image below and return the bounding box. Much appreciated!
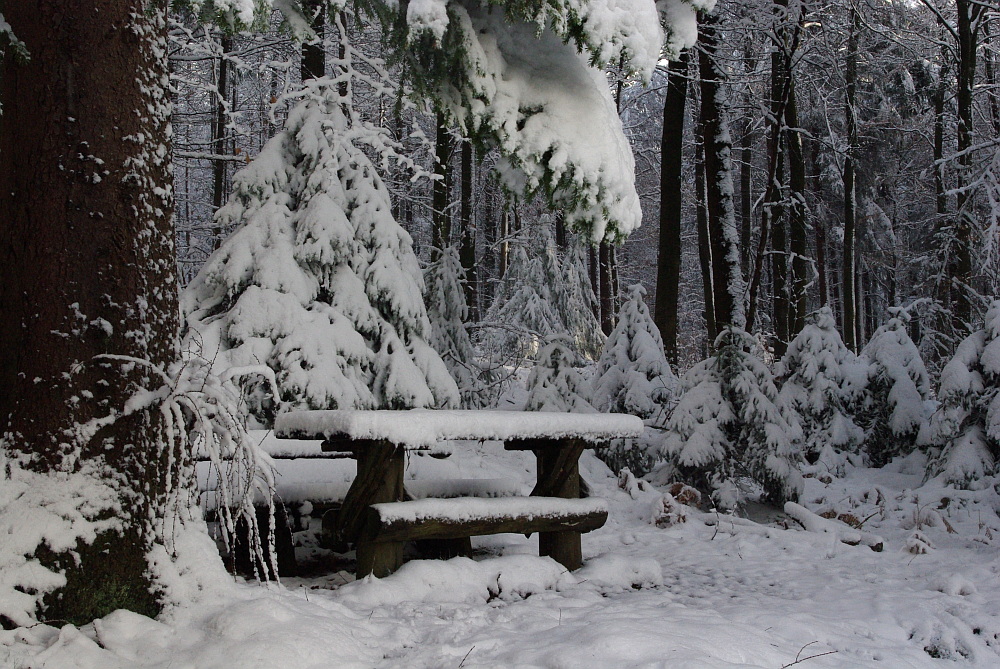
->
[356,540,403,578]
[534,440,585,571]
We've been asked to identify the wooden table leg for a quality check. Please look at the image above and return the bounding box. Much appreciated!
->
[533,439,586,570]
[334,440,406,577]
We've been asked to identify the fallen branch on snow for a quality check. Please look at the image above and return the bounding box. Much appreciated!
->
[784,502,884,552]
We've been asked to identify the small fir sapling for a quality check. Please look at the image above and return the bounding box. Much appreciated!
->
[656,327,803,509]
[776,307,866,475]
[524,336,597,413]
[482,244,562,361]
[923,300,1000,487]
[858,309,931,467]
[557,239,605,361]
[424,246,493,408]
[182,85,459,423]
[592,284,678,420]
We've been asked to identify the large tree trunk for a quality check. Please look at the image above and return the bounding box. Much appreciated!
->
[655,51,689,365]
[699,15,745,330]
[301,0,326,81]
[0,0,178,624]
[599,242,615,335]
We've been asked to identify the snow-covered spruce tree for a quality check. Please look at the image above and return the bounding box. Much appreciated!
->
[524,336,596,413]
[776,307,866,475]
[923,301,1000,487]
[556,238,605,361]
[858,310,932,467]
[482,244,563,361]
[593,284,678,420]
[424,245,493,408]
[183,84,460,420]
[657,327,803,509]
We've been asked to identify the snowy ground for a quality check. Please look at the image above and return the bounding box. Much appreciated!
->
[4,440,1000,668]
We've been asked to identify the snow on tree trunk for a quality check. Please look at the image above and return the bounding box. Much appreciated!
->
[0,0,182,625]
[923,300,1000,487]
[183,85,459,422]
[858,310,932,467]
[776,307,866,476]
[656,327,803,509]
[592,285,678,421]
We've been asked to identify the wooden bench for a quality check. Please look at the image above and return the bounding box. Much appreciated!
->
[357,497,609,577]
[274,409,644,577]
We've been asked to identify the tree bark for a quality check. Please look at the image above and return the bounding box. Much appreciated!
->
[211,34,233,249]
[786,80,809,336]
[699,16,745,330]
[655,51,689,365]
[301,0,325,81]
[599,242,615,335]
[952,0,979,335]
[843,3,859,351]
[0,0,178,624]
[459,141,478,320]
[695,129,718,342]
[432,113,451,259]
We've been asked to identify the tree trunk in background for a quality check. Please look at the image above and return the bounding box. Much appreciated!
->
[599,242,615,335]
[301,0,325,81]
[655,50,689,366]
[695,131,718,342]
[953,0,979,335]
[432,113,451,260]
[699,15,745,330]
[459,141,478,320]
[0,0,178,624]
[843,3,859,351]
[739,38,756,279]
[589,245,600,320]
[786,81,809,336]
[211,34,233,248]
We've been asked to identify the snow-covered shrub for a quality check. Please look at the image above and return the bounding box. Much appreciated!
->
[592,284,678,420]
[656,327,803,509]
[424,246,494,408]
[923,301,1000,487]
[776,307,866,475]
[858,310,931,467]
[182,85,458,424]
[524,336,596,413]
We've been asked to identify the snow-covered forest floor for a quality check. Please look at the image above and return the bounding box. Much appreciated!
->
[4,433,1000,669]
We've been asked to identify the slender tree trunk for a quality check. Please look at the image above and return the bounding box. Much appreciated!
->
[699,15,745,330]
[432,113,451,259]
[599,242,615,335]
[301,0,325,81]
[695,130,718,342]
[739,37,757,279]
[0,0,178,623]
[459,141,478,320]
[589,245,600,320]
[786,81,809,335]
[953,0,979,334]
[211,34,233,248]
[655,51,689,365]
[843,2,861,350]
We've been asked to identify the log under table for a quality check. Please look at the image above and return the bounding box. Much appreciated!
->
[274,409,643,572]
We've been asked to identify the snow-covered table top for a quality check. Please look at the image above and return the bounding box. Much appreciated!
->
[274,409,643,449]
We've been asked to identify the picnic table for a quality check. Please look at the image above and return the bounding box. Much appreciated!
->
[274,409,644,576]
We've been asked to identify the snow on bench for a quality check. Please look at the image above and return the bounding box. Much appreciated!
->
[356,496,609,577]
[274,409,644,448]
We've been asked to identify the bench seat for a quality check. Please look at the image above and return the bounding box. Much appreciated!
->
[356,496,608,577]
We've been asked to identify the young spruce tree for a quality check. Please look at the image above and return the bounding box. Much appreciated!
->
[658,327,803,509]
[776,307,866,475]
